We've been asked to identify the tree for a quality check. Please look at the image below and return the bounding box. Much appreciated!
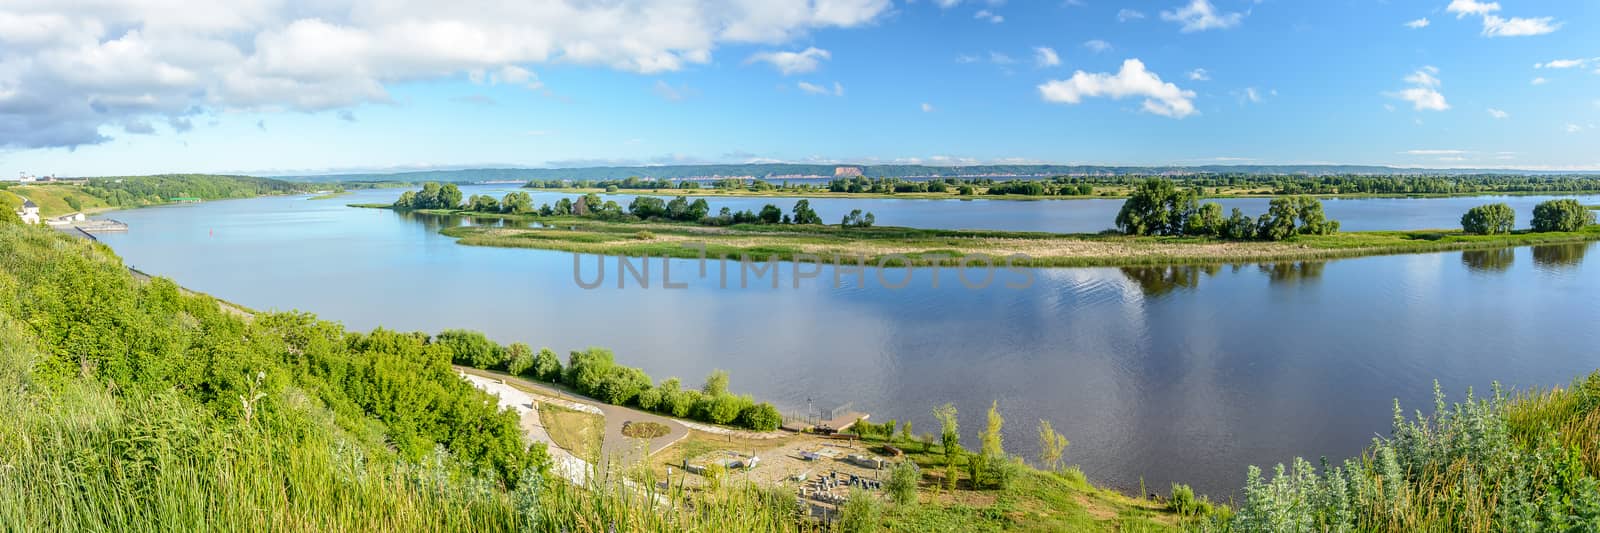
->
[1223,208,1256,240]
[841,209,876,228]
[434,330,504,369]
[501,192,533,214]
[438,183,463,209]
[1257,197,1302,241]
[532,348,562,382]
[933,403,960,461]
[885,462,920,506]
[565,348,616,393]
[901,420,913,442]
[980,400,1004,458]
[738,402,783,431]
[758,204,783,224]
[628,196,666,219]
[505,343,535,376]
[1037,420,1070,473]
[791,199,823,224]
[687,198,711,220]
[1116,179,1198,236]
[1461,203,1516,235]
[553,198,573,216]
[1293,196,1339,235]
[1531,199,1594,232]
[393,190,417,209]
[701,369,729,397]
[1185,202,1226,236]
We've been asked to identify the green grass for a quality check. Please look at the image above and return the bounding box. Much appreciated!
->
[309,191,351,200]
[416,209,1600,268]
[1,185,112,216]
[539,403,605,461]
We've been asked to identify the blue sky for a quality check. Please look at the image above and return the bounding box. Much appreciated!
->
[1,0,1597,176]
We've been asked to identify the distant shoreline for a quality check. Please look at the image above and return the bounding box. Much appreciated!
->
[517,186,1600,202]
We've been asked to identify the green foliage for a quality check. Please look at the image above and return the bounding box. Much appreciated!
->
[758,204,783,224]
[1185,202,1226,236]
[1116,179,1198,236]
[393,182,464,210]
[81,174,314,207]
[738,402,783,431]
[886,462,921,506]
[791,199,824,225]
[1036,419,1070,473]
[933,403,961,463]
[980,400,1004,458]
[1254,196,1341,241]
[1461,202,1516,235]
[1227,377,1600,532]
[841,209,876,228]
[838,489,884,533]
[435,329,505,370]
[531,348,562,382]
[1532,199,1595,232]
[504,342,535,376]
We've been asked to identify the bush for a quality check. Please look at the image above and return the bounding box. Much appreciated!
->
[837,489,882,533]
[1531,199,1594,232]
[1116,179,1198,236]
[1461,203,1516,235]
[1169,483,1199,516]
[1185,202,1225,236]
[737,402,783,431]
[886,462,920,505]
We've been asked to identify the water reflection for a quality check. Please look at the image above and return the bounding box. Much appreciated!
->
[1461,249,1516,272]
[1531,243,1590,269]
[1258,261,1327,285]
[1119,265,1216,297]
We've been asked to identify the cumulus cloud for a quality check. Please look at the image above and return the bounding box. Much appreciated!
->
[1188,68,1210,81]
[1482,15,1560,36]
[747,47,831,75]
[1160,0,1244,32]
[1446,0,1500,18]
[0,0,892,149]
[1534,58,1592,69]
[797,81,844,96]
[1033,47,1060,67]
[1037,58,1197,118]
[1083,40,1112,53]
[1392,66,1449,111]
[1405,18,1430,29]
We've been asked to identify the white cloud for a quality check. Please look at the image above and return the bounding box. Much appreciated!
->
[1566,124,1583,133]
[1037,58,1197,118]
[1405,18,1430,29]
[1033,47,1060,67]
[934,0,962,7]
[1160,0,1244,32]
[0,0,893,149]
[1187,68,1210,81]
[1482,15,1560,37]
[1446,0,1500,18]
[1534,58,1590,69]
[1083,40,1112,53]
[1531,77,1548,85]
[1402,150,1467,155]
[1242,87,1262,103]
[975,10,1004,24]
[989,52,1017,65]
[921,102,934,112]
[797,81,844,96]
[1486,108,1508,119]
[1392,66,1449,111]
[746,47,831,75]
[1117,9,1146,22]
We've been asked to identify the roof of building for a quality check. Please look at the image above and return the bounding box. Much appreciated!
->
[21,199,38,208]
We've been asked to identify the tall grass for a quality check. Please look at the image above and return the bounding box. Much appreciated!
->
[1216,377,1600,532]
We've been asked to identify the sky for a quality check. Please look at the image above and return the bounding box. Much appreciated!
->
[1,0,1598,177]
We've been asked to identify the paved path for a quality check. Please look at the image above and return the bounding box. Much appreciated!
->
[456,367,689,468]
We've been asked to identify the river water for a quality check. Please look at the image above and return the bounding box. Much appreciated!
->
[93,186,1600,497]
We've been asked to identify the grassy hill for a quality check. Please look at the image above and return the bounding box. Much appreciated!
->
[0,184,112,217]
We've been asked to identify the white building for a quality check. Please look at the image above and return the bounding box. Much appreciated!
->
[17,199,41,224]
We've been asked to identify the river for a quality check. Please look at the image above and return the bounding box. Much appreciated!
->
[93,186,1600,497]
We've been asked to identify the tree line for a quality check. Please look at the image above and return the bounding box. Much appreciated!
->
[1461,199,1596,235]
[396,182,874,228]
[1115,179,1340,240]
[438,329,783,431]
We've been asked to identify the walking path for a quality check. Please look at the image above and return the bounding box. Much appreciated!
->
[462,373,589,484]
[456,367,690,467]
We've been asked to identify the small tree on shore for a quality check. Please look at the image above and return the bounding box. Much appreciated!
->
[1531,199,1594,232]
[1461,203,1516,235]
[1037,419,1070,473]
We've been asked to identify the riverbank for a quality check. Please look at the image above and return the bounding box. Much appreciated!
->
[366,206,1600,267]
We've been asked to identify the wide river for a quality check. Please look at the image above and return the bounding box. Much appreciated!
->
[95,186,1600,497]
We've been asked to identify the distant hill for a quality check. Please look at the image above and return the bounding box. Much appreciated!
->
[280,164,1598,183]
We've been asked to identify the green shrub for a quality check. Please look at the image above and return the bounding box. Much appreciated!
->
[886,462,920,505]
[1531,199,1595,232]
[1461,203,1516,235]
